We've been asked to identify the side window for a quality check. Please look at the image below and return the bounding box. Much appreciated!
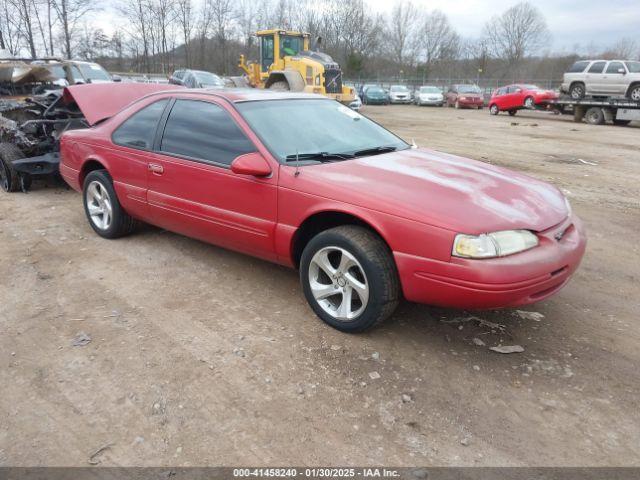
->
[588,61,606,74]
[507,86,520,93]
[606,62,625,74]
[261,35,274,72]
[112,99,169,150]
[160,100,256,166]
[568,61,589,73]
[496,87,507,96]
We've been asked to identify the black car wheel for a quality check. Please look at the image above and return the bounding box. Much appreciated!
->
[0,143,24,193]
[570,83,586,99]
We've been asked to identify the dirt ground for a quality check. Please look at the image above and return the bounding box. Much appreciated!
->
[1,106,639,467]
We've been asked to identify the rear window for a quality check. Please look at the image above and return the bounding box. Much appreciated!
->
[567,61,589,73]
[112,99,169,150]
[626,61,640,73]
[606,62,625,74]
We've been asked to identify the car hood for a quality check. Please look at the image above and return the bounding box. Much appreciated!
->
[293,148,568,234]
[62,83,183,125]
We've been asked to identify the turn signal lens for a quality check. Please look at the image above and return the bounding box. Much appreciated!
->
[453,230,539,259]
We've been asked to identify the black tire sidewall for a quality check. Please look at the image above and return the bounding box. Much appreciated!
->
[490,104,499,115]
[570,84,585,99]
[83,170,125,239]
[300,230,394,333]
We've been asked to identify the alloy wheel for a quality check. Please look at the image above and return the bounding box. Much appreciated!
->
[631,87,640,102]
[308,246,369,322]
[570,85,584,99]
[86,180,113,230]
[524,97,534,108]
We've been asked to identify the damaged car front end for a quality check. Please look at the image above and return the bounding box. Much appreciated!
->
[0,83,180,192]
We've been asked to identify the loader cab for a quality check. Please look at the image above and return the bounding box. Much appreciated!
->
[257,30,310,73]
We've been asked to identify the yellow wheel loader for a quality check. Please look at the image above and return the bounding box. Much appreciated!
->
[237,29,355,103]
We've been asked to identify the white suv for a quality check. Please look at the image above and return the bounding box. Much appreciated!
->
[561,60,640,101]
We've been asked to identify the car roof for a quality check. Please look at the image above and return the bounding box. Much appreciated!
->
[147,88,327,103]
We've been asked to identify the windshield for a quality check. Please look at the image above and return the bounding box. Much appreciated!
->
[420,86,440,93]
[78,63,111,81]
[280,35,303,57]
[390,85,408,92]
[626,61,640,73]
[237,99,409,163]
[46,64,66,80]
[367,87,385,94]
[193,71,223,86]
[522,84,541,90]
[458,85,481,94]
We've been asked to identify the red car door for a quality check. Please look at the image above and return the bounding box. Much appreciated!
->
[146,97,279,261]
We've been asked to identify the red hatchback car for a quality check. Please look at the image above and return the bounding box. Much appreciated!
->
[59,84,586,332]
[489,84,559,116]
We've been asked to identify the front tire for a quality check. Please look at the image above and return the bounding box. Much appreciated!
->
[83,170,137,239]
[570,83,585,99]
[300,226,400,332]
[0,143,24,193]
[489,104,499,115]
[268,80,289,91]
[524,96,535,109]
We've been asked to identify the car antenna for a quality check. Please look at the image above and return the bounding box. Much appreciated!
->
[294,149,301,177]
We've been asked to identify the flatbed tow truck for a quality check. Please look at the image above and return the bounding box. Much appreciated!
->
[545,95,640,126]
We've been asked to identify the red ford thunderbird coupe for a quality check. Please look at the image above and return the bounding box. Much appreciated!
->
[59,84,586,332]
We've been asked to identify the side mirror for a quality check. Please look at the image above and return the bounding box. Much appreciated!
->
[112,75,122,82]
[231,152,272,177]
[618,68,626,74]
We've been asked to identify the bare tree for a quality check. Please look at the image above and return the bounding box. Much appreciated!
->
[176,0,194,66]
[386,0,419,67]
[209,0,236,73]
[418,10,459,77]
[483,1,549,65]
[602,37,638,60]
[52,0,95,58]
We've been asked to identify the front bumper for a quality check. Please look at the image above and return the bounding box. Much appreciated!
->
[395,214,587,309]
[458,98,483,107]
[366,98,387,105]
[418,98,443,105]
[390,97,412,104]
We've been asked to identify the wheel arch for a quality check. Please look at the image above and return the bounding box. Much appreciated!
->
[265,70,305,91]
[290,210,393,269]
[79,158,108,186]
[626,81,640,98]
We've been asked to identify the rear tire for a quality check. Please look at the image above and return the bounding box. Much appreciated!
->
[569,83,585,100]
[300,225,400,333]
[524,96,535,109]
[0,142,24,193]
[628,85,640,102]
[584,107,605,125]
[83,170,137,239]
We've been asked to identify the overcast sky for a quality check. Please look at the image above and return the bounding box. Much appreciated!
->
[98,0,639,53]
[372,0,640,52]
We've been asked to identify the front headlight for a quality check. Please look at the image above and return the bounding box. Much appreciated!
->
[452,230,539,259]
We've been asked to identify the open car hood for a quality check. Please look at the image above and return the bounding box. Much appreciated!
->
[62,83,182,126]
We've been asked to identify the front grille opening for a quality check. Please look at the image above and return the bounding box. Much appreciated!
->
[324,69,343,94]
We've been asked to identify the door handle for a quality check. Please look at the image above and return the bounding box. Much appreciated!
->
[148,163,164,175]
